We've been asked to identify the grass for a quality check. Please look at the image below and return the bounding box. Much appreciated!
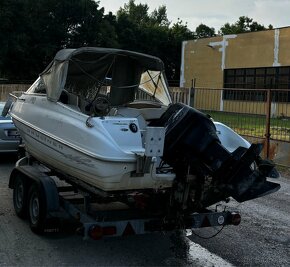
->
[276,165,290,176]
[205,110,290,142]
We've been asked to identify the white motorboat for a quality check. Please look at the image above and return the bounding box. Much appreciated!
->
[8,47,279,212]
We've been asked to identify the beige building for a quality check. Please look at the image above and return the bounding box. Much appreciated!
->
[180,27,290,115]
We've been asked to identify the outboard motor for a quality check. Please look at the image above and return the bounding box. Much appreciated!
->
[156,103,280,211]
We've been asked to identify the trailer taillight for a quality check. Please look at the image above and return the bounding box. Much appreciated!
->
[89,225,103,240]
[103,226,117,236]
[231,213,241,226]
[89,225,117,240]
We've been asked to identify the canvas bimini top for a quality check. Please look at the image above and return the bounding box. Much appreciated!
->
[40,47,172,106]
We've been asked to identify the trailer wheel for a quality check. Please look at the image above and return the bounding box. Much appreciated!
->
[28,184,47,234]
[13,175,28,219]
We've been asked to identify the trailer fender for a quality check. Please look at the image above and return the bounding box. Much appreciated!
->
[9,168,60,212]
[37,175,60,212]
[9,168,23,189]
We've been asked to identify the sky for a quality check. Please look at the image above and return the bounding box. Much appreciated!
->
[99,0,290,32]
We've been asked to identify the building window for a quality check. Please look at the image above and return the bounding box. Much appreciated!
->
[223,67,290,102]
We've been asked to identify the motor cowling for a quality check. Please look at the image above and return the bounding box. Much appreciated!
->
[156,103,280,208]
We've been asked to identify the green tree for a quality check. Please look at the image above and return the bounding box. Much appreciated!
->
[0,0,117,80]
[117,0,150,25]
[195,23,216,38]
[150,6,170,27]
[115,0,170,53]
[115,1,195,82]
[0,0,28,79]
[166,19,195,80]
[219,16,268,35]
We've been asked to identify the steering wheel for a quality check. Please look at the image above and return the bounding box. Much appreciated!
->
[92,96,111,116]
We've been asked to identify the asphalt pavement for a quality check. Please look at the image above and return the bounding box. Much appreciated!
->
[0,155,289,266]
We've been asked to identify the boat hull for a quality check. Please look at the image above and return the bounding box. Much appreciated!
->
[10,96,174,192]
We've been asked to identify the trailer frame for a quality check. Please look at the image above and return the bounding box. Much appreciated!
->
[9,156,241,239]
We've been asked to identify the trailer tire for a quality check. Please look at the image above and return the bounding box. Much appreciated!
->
[13,175,28,219]
[28,183,47,234]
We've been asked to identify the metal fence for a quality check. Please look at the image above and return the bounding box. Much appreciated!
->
[170,87,290,164]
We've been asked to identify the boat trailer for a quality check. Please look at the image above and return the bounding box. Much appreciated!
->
[9,156,241,240]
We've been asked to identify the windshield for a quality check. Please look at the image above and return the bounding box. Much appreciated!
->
[138,70,171,105]
[63,65,172,107]
[93,70,171,106]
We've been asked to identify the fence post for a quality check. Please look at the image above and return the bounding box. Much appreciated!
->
[189,78,196,107]
[265,89,271,159]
